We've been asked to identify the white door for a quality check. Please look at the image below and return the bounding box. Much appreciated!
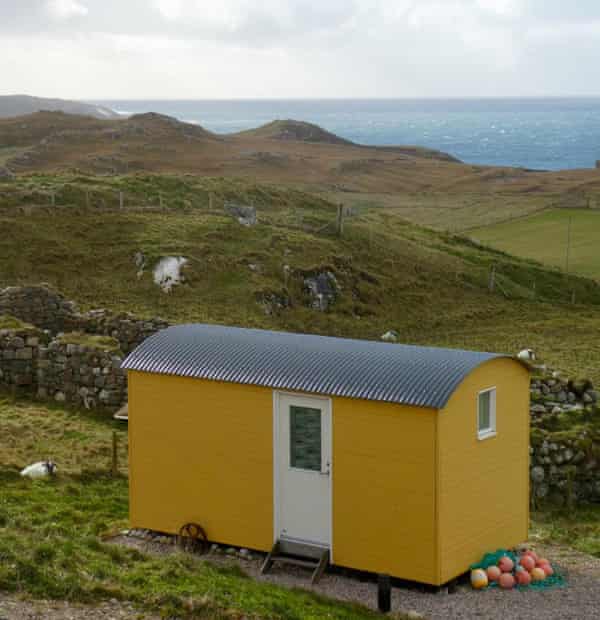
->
[274,392,331,549]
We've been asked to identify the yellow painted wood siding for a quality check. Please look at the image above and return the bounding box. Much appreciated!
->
[331,398,438,585]
[129,370,439,582]
[128,371,274,552]
[437,358,530,584]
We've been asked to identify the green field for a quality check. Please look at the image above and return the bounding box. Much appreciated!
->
[3,174,600,381]
[472,209,600,281]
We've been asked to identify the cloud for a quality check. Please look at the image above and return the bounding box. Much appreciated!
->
[1,0,600,98]
[47,0,89,20]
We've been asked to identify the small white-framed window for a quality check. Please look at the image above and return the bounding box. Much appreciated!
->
[477,387,496,440]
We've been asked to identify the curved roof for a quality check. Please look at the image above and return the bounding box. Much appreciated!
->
[122,324,515,409]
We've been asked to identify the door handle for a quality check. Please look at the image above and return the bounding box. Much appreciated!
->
[320,462,330,476]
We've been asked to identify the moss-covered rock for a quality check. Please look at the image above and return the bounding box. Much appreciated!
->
[56,332,122,354]
[0,314,34,330]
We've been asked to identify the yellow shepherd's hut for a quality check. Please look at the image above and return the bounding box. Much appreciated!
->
[123,324,530,586]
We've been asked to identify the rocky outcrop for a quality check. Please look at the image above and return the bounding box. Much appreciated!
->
[303,271,339,311]
[225,202,257,226]
[256,290,291,316]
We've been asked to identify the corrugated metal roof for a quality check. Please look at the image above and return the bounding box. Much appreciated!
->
[122,324,514,409]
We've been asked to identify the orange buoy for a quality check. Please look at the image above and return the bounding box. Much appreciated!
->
[498,556,514,573]
[516,570,532,586]
[486,565,501,582]
[536,557,550,568]
[539,562,554,577]
[519,555,536,571]
[499,573,516,590]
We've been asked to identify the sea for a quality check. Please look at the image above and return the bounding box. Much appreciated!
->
[94,98,600,171]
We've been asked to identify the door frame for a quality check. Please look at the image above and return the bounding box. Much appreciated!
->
[272,390,333,561]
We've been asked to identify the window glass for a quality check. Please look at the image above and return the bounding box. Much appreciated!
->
[290,406,322,471]
[478,390,491,432]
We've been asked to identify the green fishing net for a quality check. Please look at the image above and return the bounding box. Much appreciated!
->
[470,549,567,590]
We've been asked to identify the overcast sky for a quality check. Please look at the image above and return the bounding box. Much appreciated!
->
[1,0,600,99]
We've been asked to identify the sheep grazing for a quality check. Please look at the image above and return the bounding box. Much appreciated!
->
[381,330,399,343]
[517,349,536,362]
[20,460,57,479]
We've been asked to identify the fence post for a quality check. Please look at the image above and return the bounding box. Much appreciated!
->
[119,191,124,210]
[85,191,91,210]
[488,265,496,292]
[565,216,572,274]
[50,191,55,207]
[111,431,118,476]
[336,204,344,237]
[209,192,215,211]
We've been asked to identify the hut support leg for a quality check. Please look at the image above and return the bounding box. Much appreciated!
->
[260,541,279,575]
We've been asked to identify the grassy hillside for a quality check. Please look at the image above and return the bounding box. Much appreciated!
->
[0,396,391,619]
[2,173,600,381]
[472,208,600,280]
[235,119,355,146]
[3,111,600,200]
[318,190,552,232]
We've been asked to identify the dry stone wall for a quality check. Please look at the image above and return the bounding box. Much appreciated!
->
[0,284,168,411]
[36,341,126,410]
[0,327,127,412]
[529,370,600,506]
[0,285,169,354]
[0,326,49,389]
[82,309,169,355]
[0,286,79,334]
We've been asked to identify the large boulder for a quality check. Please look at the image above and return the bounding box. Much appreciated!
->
[303,271,339,311]
[0,166,14,180]
[225,202,257,226]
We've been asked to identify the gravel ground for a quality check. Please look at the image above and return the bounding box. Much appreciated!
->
[113,535,600,620]
[0,595,159,620]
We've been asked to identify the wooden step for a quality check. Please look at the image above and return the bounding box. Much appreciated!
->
[273,556,319,569]
[261,541,330,584]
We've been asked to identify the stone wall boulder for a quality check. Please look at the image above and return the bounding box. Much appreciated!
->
[0,317,49,389]
[0,284,169,355]
[36,333,126,411]
[0,166,14,180]
[529,367,600,506]
[0,285,80,334]
[303,270,339,311]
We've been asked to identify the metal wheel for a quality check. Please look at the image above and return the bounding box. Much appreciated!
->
[177,522,208,555]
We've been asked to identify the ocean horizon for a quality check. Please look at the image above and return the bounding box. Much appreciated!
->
[93,97,600,172]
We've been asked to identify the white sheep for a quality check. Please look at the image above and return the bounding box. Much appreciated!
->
[517,349,536,362]
[381,331,399,343]
[20,461,57,479]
